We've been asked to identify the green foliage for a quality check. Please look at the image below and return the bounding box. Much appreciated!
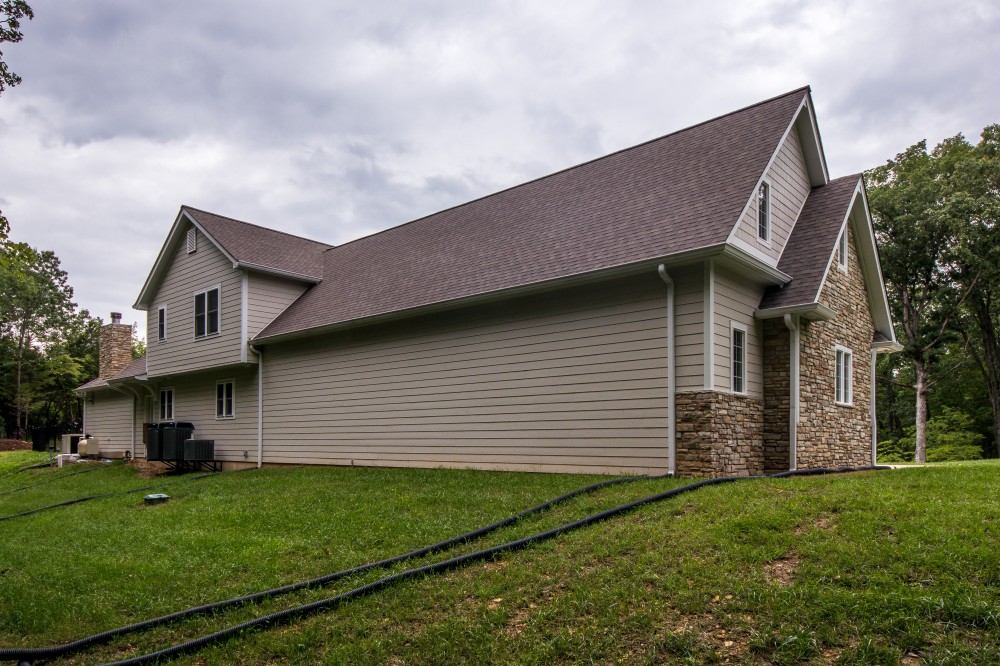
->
[0,0,33,95]
[883,407,984,463]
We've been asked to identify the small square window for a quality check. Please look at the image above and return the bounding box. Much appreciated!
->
[216,381,235,419]
[757,181,771,242]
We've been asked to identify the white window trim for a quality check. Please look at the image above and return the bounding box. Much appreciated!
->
[159,387,175,421]
[157,305,167,342]
[838,228,849,273]
[193,285,222,339]
[835,345,853,405]
[731,321,748,395]
[216,379,236,420]
[756,179,772,245]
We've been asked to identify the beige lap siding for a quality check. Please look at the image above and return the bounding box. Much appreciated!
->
[246,273,309,339]
[262,274,672,474]
[164,367,259,462]
[84,389,135,457]
[712,266,765,396]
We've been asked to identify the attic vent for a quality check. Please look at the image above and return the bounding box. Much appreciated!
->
[187,228,197,253]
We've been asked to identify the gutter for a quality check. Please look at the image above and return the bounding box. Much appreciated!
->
[657,264,676,476]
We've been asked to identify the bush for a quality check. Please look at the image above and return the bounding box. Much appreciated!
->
[880,407,985,463]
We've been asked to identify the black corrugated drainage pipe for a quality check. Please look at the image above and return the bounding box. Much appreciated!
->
[0,465,888,665]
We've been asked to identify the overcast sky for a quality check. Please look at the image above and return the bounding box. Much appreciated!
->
[1,0,997,341]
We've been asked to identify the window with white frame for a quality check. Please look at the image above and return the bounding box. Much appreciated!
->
[194,286,220,338]
[838,228,848,272]
[732,324,747,394]
[216,380,235,419]
[757,181,771,242]
[159,388,174,420]
[835,346,853,404]
[157,305,166,342]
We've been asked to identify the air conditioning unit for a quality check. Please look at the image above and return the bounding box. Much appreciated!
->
[184,439,215,462]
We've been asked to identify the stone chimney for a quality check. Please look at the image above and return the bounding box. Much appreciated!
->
[99,312,133,379]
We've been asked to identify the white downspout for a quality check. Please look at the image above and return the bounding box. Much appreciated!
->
[870,349,878,466]
[657,264,676,476]
[249,342,264,468]
[783,314,800,471]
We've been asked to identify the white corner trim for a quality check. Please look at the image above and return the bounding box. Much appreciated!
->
[704,260,715,391]
[240,271,249,363]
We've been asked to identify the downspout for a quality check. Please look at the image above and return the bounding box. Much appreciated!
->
[249,342,264,468]
[783,314,800,471]
[657,264,676,476]
[870,349,877,466]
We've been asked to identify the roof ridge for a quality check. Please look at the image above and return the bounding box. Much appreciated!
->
[328,87,812,253]
[182,205,335,249]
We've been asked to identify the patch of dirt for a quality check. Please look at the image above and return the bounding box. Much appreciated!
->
[129,460,170,478]
[795,514,835,535]
[764,554,800,586]
[0,439,32,451]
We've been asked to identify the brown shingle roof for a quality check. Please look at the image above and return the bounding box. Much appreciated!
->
[76,355,147,391]
[184,207,333,280]
[257,87,810,340]
[759,175,861,310]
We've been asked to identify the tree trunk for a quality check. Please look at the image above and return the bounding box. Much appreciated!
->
[970,295,1000,457]
[914,358,929,463]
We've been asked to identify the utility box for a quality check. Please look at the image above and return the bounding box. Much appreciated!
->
[61,433,83,455]
[183,439,214,462]
[146,423,163,461]
[160,422,195,461]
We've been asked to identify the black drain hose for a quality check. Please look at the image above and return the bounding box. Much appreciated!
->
[94,465,887,666]
[0,473,659,664]
[0,466,102,497]
[0,472,220,523]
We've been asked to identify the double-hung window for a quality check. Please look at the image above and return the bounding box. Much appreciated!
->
[157,306,166,342]
[216,381,235,419]
[732,324,747,394]
[838,229,848,272]
[194,286,220,338]
[835,346,853,405]
[159,388,174,421]
[757,181,771,242]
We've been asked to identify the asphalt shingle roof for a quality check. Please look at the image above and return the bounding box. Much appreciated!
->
[77,355,147,391]
[759,174,861,310]
[257,87,810,340]
[184,207,333,280]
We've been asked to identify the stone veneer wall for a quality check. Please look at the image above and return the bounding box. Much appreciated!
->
[762,318,791,473]
[99,322,133,379]
[796,225,874,467]
[676,391,764,477]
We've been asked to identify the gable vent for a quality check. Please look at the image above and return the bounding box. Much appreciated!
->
[187,228,197,253]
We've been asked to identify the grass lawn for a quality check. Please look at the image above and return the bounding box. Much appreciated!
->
[0,456,997,665]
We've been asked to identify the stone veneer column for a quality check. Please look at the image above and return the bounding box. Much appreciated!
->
[796,226,874,467]
[762,319,791,473]
[99,313,133,379]
[675,391,764,477]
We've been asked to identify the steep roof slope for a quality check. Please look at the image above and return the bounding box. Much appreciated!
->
[258,88,810,340]
[183,207,333,280]
[759,175,861,310]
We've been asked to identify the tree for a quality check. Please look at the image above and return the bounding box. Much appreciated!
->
[0,242,76,438]
[0,0,34,242]
[866,138,979,462]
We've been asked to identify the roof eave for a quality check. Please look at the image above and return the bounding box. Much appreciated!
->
[235,262,323,284]
[754,302,837,322]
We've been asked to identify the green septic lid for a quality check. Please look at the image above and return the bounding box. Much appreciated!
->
[144,493,170,505]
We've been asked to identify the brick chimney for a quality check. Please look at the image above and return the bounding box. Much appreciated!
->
[99,312,133,379]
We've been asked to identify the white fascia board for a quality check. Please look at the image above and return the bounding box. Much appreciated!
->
[755,302,837,322]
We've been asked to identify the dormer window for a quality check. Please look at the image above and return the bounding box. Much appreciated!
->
[187,228,197,253]
[757,181,771,242]
[194,286,220,338]
[838,228,848,272]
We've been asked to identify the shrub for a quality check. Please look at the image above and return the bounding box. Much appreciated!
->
[881,407,985,462]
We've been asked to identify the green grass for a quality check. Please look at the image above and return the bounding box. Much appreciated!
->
[0,456,997,665]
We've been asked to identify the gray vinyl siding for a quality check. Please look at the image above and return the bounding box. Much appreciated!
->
[672,266,705,392]
[164,367,259,462]
[146,225,242,377]
[712,266,764,397]
[733,127,811,261]
[84,389,135,457]
[246,273,309,340]
[261,274,671,475]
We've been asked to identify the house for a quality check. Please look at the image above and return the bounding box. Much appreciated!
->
[76,87,900,477]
